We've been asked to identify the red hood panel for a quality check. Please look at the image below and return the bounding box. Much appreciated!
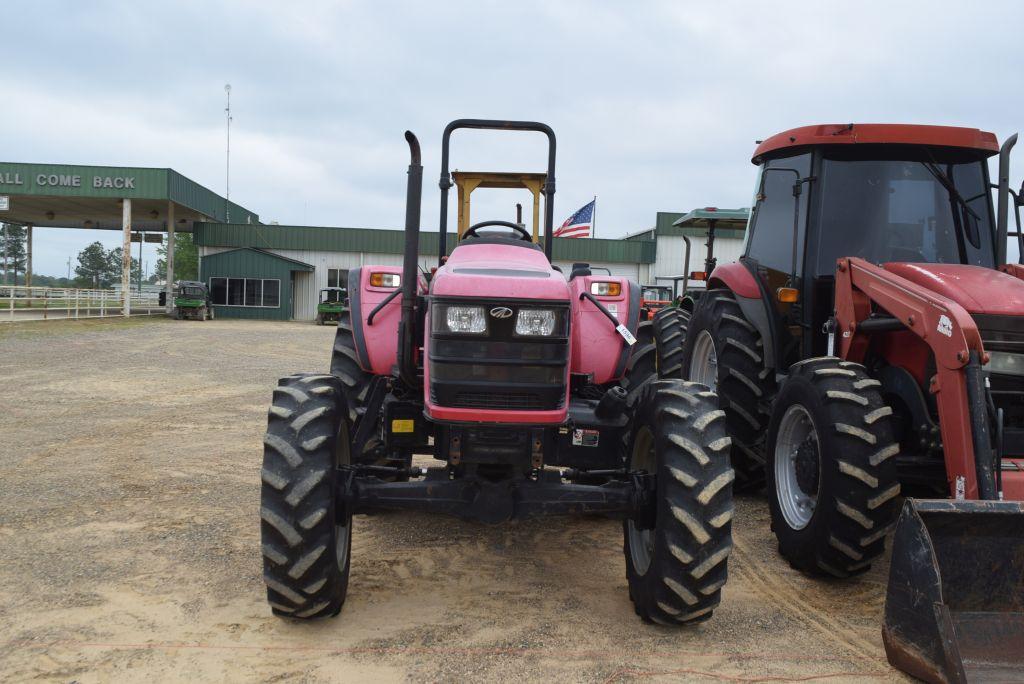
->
[883,263,1024,315]
[431,242,570,300]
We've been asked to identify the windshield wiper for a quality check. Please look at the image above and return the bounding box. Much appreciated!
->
[921,161,982,221]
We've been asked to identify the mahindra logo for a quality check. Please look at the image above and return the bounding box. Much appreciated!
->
[490,306,513,319]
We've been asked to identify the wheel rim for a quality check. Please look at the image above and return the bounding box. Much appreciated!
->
[689,329,718,389]
[775,404,820,530]
[627,426,657,575]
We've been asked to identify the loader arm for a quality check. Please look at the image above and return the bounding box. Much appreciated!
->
[833,257,995,500]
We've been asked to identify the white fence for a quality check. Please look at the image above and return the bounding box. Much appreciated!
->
[1,285,163,322]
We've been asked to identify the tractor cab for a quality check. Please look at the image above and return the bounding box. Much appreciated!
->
[315,286,347,325]
[742,124,1003,367]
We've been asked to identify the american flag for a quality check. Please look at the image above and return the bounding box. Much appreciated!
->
[554,199,594,239]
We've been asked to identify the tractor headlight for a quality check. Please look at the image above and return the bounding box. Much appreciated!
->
[444,305,487,334]
[515,308,557,336]
[590,281,621,297]
[987,351,1024,377]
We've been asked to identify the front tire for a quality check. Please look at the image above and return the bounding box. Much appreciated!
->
[625,379,734,624]
[679,289,775,491]
[261,373,352,618]
[766,358,900,577]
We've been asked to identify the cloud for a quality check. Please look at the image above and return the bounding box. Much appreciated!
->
[3,0,1022,274]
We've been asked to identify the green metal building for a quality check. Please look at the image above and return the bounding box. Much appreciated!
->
[193,211,746,321]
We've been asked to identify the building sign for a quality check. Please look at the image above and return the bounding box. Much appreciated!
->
[0,196,8,211]
[0,172,136,189]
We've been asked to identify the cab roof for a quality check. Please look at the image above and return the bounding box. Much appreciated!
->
[752,123,999,163]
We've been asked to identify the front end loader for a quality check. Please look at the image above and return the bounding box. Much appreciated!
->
[259,120,735,626]
[657,123,1024,681]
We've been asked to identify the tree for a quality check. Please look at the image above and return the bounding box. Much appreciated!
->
[106,247,142,287]
[154,231,198,282]
[75,242,111,287]
[1,223,28,285]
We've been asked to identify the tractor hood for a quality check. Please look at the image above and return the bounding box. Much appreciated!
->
[431,242,569,300]
[883,262,1024,315]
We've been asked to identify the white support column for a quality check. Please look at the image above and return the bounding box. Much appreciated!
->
[122,199,132,316]
[166,202,175,313]
[25,223,32,287]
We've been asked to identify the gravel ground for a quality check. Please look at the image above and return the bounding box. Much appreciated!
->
[0,318,907,682]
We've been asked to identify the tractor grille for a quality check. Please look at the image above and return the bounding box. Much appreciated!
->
[975,314,1024,354]
[428,298,569,413]
[453,391,551,410]
[975,314,1024,454]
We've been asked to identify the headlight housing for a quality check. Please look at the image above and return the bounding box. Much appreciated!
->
[369,272,401,288]
[591,281,621,296]
[441,305,487,334]
[515,308,557,336]
[987,351,1024,377]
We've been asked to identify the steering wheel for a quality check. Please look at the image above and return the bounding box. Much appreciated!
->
[463,220,533,242]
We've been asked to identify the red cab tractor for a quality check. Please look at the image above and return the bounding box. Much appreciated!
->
[260,120,735,625]
[658,123,1024,681]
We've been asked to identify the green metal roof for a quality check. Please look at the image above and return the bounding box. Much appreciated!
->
[194,223,656,264]
[0,162,258,229]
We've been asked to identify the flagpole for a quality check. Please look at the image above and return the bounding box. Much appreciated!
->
[592,195,597,239]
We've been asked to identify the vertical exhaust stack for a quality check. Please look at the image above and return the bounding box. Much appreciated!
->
[996,133,1017,266]
[399,131,423,389]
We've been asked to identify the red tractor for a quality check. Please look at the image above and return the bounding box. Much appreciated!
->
[657,123,1024,682]
[259,120,734,626]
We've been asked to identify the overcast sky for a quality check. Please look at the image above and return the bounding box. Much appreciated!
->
[5,0,1024,275]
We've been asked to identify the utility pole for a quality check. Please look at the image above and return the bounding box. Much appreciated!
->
[224,83,232,223]
[2,223,7,285]
[66,256,71,281]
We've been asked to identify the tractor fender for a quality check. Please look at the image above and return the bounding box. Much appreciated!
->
[708,261,776,370]
[347,266,403,374]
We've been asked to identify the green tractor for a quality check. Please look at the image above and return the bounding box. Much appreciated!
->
[315,286,347,325]
[173,280,213,321]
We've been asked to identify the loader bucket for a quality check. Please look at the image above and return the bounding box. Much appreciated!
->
[882,498,1024,683]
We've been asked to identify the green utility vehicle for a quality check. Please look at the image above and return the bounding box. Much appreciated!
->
[315,287,347,325]
[174,280,213,321]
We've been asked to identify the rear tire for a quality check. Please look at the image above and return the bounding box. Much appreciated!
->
[624,379,734,624]
[261,373,352,618]
[652,307,690,378]
[679,289,775,492]
[635,319,653,348]
[766,357,900,577]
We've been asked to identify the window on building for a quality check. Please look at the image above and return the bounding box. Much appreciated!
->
[263,280,280,307]
[209,277,281,307]
[327,268,349,289]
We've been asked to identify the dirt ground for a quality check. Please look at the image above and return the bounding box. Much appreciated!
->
[0,318,907,682]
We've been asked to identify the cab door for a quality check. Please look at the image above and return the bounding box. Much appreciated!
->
[742,152,811,368]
